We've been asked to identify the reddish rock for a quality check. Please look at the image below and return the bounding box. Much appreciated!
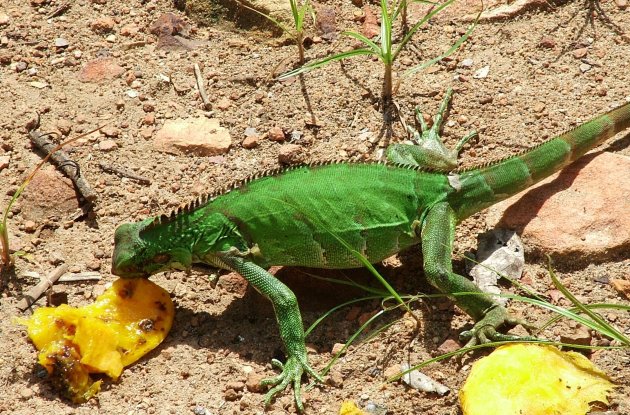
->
[573,47,588,59]
[149,12,188,36]
[278,144,304,164]
[437,338,461,355]
[120,24,139,37]
[100,125,120,138]
[0,156,9,171]
[242,135,260,149]
[539,36,556,49]
[245,372,265,393]
[143,113,155,125]
[90,17,115,34]
[217,272,248,295]
[215,97,231,110]
[78,57,124,83]
[154,118,231,156]
[99,140,118,151]
[362,5,380,39]
[486,152,630,259]
[21,166,79,222]
[611,279,630,299]
[267,126,285,142]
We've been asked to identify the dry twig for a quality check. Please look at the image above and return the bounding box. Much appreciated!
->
[47,3,71,19]
[16,264,68,311]
[99,162,152,185]
[194,63,211,110]
[28,127,97,204]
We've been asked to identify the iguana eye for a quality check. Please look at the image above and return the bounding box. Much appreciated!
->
[152,254,170,263]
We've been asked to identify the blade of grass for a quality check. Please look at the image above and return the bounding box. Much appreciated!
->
[546,256,630,345]
[403,9,479,76]
[342,31,383,56]
[393,0,456,59]
[305,295,384,337]
[277,48,374,80]
[384,339,627,385]
[320,308,386,376]
[538,303,630,332]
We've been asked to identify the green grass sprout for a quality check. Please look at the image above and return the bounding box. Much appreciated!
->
[278,0,479,105]
[236,0,314,64]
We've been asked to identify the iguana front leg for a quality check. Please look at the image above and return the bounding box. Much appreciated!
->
[387,88,477,171]
[216,253,323,411]
[420,202,531,346]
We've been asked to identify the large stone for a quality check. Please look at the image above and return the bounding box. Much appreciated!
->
[154,118,231,156]
[21,166,80,222]
[485,152,630,259]
[78,57,124,83]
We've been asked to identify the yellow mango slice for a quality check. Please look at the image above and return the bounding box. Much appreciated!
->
[460,344,614,415]
[19,278,174,402]
[339,400,366,415]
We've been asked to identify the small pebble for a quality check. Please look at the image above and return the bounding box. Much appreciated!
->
[223,388,239,401]
[473,65,489,79]
[245,372,265,393]
[539,36,556,49]
[54,38,69,48]
[331,343,346,356]
[268,126,285,142]
[23,220,37,233]
[278,144,303,164]
[99,140,118,151]
[19,387,33,400]
[573,48,588,59]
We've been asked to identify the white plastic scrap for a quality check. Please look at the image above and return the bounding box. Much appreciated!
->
[466,229,525,305]
[400,363,450,396]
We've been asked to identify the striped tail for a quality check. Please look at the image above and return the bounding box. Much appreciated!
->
[451,101,630,219]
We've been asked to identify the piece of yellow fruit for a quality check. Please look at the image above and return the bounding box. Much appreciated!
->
[460,344,614,415]
[339,400,366,415]
[19,278,174,402]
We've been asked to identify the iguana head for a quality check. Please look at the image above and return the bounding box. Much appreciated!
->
[111,218,193,278]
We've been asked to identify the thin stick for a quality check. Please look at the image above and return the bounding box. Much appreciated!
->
[98,162,151,185]
[16,264,69,311]
[193,63,211,110]
[28,129,97,203]
[47,3,71,19]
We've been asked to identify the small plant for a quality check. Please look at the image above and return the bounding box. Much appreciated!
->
[279,0,478,105]
[237,0,315,64]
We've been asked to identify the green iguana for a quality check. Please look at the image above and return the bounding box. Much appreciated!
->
[111,92,630,411]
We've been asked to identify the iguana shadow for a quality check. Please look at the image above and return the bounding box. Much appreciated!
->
[159,261,451,376]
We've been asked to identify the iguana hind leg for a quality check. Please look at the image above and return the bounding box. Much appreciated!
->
[420,202,532,346]
[217,254,323,411]
[387,88,477,171]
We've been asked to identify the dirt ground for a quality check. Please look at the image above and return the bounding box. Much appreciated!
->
[1,0,629,414]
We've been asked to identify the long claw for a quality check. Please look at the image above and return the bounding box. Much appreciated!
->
[415,107,429,132]
[455,130,478,153]
[432,87,454,132]
[459,305,541,347]
[260,355,322,412]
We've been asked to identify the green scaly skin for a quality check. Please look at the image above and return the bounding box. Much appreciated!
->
[111,95,630,411]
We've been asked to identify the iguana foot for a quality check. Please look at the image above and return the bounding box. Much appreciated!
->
[386,88,477,171]
[261,355,324,412]
[459,304,538,347]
